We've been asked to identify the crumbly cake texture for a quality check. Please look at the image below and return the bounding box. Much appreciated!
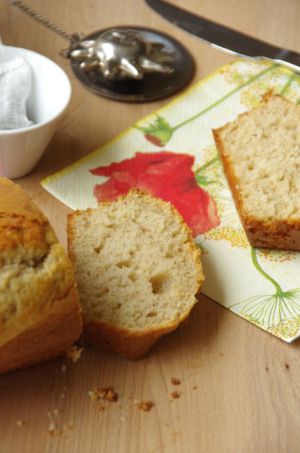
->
[213,93,300,251]
[68,189,204,359]
[0,178,82,374]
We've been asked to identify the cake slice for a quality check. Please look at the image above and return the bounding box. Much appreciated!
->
[68,189,203,359]
[0,178,82,374]
[213,93,300,251]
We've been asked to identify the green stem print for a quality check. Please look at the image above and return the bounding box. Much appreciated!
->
[194,155,220,187]
[280,72,297,95]
[279,71,300,104]
[251,247,282,293]
[136,63,278,146]
[230,248,300,332]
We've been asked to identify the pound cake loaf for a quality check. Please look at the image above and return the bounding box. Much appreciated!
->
[0,178,82,374]
[68,189,203,359]
[213,93,300,251]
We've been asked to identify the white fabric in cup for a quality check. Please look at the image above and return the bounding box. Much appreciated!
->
[0,57,34,130]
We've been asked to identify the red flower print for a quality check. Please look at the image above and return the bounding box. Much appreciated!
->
[90,152,220,236]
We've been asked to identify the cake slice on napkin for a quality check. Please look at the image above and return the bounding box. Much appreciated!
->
[68,189,204,359]
[213,93,300,251]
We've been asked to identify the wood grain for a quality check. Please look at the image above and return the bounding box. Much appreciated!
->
[1,1,300,452]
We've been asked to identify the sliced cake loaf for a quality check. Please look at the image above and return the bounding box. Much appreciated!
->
[213,93,300,251]
[0,178,82,374]
[68,189,204,359]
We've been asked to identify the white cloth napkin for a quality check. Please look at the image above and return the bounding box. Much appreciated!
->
[0,57,34,130]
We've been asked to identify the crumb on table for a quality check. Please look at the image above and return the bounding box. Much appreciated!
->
[47,409,59,418]
[67,345,84,363]
[136,401,154,412]
[63,421,74,431]
[171,391,181,399]
[16,420,25,427]
[171,378,181,386]
[88,387,118,402]
[47,421,62,436]
[47,419,74,437]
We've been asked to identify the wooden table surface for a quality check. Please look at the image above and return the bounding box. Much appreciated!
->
[1,1,300,452]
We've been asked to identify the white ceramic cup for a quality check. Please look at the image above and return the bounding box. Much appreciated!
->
[0,45,71,179]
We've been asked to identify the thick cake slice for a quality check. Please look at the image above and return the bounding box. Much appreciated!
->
[68,189,204,359]
[213,93,300,251]
[0,178,82,374]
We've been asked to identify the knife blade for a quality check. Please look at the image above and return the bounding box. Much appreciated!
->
[146,0,300,71]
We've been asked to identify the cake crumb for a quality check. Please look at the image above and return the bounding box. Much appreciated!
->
[171,391,181,399]
[88,390,99,401]
[47,420,73,437]
[171,378,181,386]
[48,421,56,432]
[47,421,62,436]
[136,401,154,412]
[88,387,118,402]
[47,409,59,418]
[60,385,69,398]
[105,388,118,402]
[16,420,25,427]
[46,408,73,437]
[67,345,83,363]
[63,421,74,431]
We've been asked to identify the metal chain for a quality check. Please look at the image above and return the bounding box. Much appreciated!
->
[11,0,73,42]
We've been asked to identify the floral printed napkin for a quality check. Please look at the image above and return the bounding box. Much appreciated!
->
[42,59,300,342]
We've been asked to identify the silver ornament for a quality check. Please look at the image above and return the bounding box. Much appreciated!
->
[70,29,175,80]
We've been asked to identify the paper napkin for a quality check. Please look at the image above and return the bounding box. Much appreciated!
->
[42,59,300,342]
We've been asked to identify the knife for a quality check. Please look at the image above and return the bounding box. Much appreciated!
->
[146,0,300,72]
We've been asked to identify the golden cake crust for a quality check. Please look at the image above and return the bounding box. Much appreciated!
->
[0,178,82,374]
[0,286,81,374]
